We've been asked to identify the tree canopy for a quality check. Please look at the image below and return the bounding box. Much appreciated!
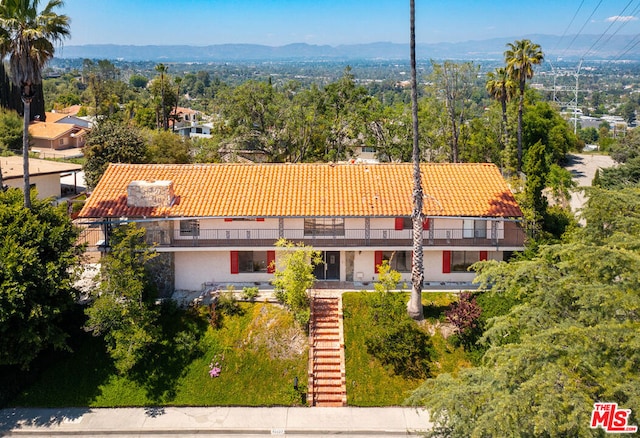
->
[84,223,160,374]
[0,188,80,368]
[408,187,640,437]
[83,120,148,189]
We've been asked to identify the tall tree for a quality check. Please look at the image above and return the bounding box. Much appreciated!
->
[485,67,515,152]
[408,187,640,437]
[407,0,423,320]
[0,188,80,368]
[155,63,168,130]
[430,61,479,163]
[84,224,160,374]
[504,39,544,172]
[0,0,70,209]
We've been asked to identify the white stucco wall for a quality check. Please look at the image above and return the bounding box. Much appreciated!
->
[174,250,275,291]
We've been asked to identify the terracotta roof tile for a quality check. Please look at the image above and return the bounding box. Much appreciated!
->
[79,163,523,219]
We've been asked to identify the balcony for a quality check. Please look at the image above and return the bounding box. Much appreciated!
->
[140,223,525,249]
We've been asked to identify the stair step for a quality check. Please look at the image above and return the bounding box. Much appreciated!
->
[314,364,341,372]
[314,329,339,336]
[315,379,343,387]
[314,340,340,347]
[315,393,345,402]
[314,352,341,359]
[314,371,343,379]
[313,321,339,328]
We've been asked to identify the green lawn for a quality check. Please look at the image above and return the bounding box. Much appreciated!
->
[12,292,470,408]
[343,291,471,406]
[12,302,308,407]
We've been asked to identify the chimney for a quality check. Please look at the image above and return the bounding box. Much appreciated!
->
[127,180,175,208]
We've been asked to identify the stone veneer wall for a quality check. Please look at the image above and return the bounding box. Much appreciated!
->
[147,252,175,298]
[127,180,174,208]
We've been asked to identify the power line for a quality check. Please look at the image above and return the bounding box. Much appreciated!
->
[552,0,586,52]
[596,1,640,55]
[614,34,640,60]
[560,0,604,59]
[582,0,635,59]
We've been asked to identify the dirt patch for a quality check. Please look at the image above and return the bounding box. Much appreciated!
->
[423,320,457,339]
[242,304,308,360]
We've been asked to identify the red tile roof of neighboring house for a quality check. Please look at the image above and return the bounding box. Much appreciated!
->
[78,162,523,219]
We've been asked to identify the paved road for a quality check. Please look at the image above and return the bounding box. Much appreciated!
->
[0,406,432,437]
[565,153,615,215]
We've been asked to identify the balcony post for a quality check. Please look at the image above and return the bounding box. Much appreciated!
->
[365,218,370,246]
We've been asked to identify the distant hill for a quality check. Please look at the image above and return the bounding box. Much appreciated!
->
[56,35,640,62]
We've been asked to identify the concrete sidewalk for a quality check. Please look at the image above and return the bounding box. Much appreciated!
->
[0,406,432,437]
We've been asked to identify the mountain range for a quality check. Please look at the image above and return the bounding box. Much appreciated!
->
[56,34,640,62]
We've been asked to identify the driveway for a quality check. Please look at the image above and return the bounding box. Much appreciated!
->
[564,153,616,215]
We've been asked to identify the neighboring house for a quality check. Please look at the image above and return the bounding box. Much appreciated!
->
[172,107,213,139]
[0,156,83,199]
[29,111,89,150]
[175,122,213,139]
[77,162,525,294]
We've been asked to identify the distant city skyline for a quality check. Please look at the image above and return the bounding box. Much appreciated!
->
[61,0,640,50]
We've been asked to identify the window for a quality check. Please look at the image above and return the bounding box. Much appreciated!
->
[361,146,375,153]
[450,251,480,272]
[238,251,268,273]
[304,218,345,236]
[234,251,275,273]
[382,251,412,272]
[463,219,486,238]
[395,217,429,230]
[180,219,199,236]
[59,138,65,146]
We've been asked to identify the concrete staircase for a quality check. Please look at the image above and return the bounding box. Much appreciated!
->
[308,296,347,407]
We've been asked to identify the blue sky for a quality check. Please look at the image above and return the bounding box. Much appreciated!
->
[61,0,640,47]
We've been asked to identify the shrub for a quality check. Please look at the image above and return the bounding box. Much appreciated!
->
[216,291,241,317]
[365,318,433,379]
[242,286,259,301]
[363,263,435,380]
[272,239,321,328]
[445,292,481,335]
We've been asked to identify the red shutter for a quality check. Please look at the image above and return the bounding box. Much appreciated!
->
[374,251,383,274]
[267,250,276,273]
[423,218,430,230]
[395,217,404,230]
[224,218,233,222]
[442,251,451,274]
[256,218,265,222]
[480,251,488,261]
[230,251,239,274]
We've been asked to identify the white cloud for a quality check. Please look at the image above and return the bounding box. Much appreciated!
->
[606,15,638,23]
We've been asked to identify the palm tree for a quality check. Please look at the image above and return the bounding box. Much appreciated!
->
[486,67,516,153]
[0,0,69,209]
[407,0,424,321]
[504,39,544,172]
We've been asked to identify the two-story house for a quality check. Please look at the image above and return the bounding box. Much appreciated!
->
[78,162,525,293]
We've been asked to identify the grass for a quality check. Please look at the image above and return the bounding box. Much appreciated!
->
[11,302,308,407]
[11,291,474,408]
[343,291,471,406]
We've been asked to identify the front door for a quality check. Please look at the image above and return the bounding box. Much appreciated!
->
[314,251,340,280]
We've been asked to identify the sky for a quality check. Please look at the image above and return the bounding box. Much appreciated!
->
[61,0,640,47]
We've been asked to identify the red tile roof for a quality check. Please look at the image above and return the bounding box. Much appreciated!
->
[78,163,522,219]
